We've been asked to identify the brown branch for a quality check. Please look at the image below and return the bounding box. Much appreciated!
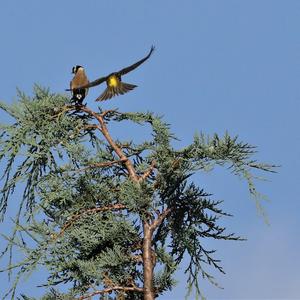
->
[100,109,119,118]
[142,208,172,300]
[131,255,143,264]
[87,158,127,169]
[77,286,144,300]
[71,124,99,139]
[71,158,128,173]
[138,160,156,182]
[50,105,74,119]
[100,121,138,181]
[82,124,98,130]
[75,105,139,182]
[150,208,172,232]
[143,222,154,300]
[54,204,126,239]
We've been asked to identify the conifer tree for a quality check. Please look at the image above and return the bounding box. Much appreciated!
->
[0,86,275,300]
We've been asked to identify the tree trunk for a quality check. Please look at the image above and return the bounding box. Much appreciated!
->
[142,222,155,300]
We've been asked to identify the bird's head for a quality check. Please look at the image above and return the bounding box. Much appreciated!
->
[72,65,84,74]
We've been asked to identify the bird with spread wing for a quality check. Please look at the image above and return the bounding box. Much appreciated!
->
[68,46,154,102]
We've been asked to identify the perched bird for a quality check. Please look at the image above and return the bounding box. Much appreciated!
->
[69,65,89,104]
[68,46,154,102]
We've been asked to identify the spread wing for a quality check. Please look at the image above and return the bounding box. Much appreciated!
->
[117,46,155,76]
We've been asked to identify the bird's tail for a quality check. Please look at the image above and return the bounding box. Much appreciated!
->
[96,82,137,101]
[70,88,88,104]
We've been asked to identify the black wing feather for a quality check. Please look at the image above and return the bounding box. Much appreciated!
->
[117,46,155,76]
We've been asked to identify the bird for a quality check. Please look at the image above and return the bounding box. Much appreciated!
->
[68,46,154,102]
[69,65,89,104]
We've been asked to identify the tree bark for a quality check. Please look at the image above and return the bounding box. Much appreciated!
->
[142,221,155,300]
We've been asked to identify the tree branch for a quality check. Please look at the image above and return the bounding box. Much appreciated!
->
[71,158,128,173]
[139,160,156,182]
[143,222,154,300]
[131,254,143,264]
[50,105,74,119]
[75,105,139,182]
[150,208,172,232]
[100,109,119,118]
[54,204,126,239]
[76,285,144,300]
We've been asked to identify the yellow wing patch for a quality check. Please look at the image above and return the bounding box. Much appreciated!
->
[107,75,119,87]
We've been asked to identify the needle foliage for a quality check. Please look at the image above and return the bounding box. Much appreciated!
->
[0,86,275,299]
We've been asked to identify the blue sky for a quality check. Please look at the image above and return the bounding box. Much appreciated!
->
[0,1,299,299]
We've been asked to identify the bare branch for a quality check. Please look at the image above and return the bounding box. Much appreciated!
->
[131,255,143,264]
[75,105,139,182]
[50,105,74,119]
[76,285,144,300]
[150,208,172,232]
[100,109,119,118]
[71,158,128,173]
[138,160,156,182]
[143,222,154,300]
[82,124,98,130]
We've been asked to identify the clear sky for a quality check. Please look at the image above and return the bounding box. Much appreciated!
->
[0,1,299,299]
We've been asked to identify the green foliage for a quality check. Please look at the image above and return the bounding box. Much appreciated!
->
[0,87,275,299]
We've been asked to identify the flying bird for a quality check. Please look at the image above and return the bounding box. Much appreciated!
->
[69,65,89,104]
[68,46,154,102]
